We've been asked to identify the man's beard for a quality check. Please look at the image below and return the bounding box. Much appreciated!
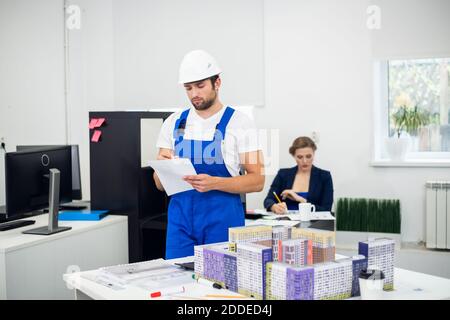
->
[192,92,216,111]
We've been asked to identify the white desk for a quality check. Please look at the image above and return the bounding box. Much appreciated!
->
[0,214,128,299]
[63,255,450,300]
[64,256,253,300]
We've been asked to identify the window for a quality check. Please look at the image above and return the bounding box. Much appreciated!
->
[373,58,450,166]
[388,58,450,152]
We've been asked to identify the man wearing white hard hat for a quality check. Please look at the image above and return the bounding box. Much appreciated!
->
[154,49,264,259]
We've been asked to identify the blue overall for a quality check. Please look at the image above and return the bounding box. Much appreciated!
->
[165,106,245,259]
[286,192,309,210]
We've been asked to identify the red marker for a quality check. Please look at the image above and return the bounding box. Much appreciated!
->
[150,285,185,298]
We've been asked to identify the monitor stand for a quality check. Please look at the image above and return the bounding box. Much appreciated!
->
[23,169,72,235]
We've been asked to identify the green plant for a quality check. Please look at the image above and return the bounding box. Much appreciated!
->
[391,105,431,138]
[336,197,401,234]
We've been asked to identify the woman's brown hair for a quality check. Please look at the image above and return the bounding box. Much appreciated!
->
[289,136,317,155]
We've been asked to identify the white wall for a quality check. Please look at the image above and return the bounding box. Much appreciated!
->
[253,0,374,211]
[65,0,115,202]
[111,0,264,108]
[250,0,450,243]
[0,0,66,205]
[2,0,450,244]
[370,0,450,59]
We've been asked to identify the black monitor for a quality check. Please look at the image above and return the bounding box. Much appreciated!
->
[16,145,82,200]
[3,146,72,220]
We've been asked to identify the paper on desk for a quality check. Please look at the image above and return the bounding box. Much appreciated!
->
[97,258,193,290]
[246,219,300,227]
[148,158,197,196]
[133,268,194,291]
[246,209,273,216]
[260,211,304,221]
[100,258,172,282]
[285,212,335,221]
[310,211,335,220]
[285,214,304,221]
[81,272,127,291]
[261,211,335,221]
[247,209,298,217]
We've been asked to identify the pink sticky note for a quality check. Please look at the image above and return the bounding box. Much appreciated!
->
[89,118,98,129]
[91,130,102,142]
[95,118,106,127]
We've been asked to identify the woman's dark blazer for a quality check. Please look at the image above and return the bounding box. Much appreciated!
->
[263,165,334,212]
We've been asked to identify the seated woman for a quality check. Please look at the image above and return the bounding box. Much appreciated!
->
[264,136,334,214]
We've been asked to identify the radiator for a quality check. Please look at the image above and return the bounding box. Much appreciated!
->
[426,181,450,249]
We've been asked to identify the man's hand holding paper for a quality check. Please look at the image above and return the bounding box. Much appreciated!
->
[149,158,197,196]
[183,174,220,193]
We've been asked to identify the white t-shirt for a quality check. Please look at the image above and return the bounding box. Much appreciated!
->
[156,106,260,177]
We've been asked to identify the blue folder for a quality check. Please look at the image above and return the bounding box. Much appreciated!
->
[58,210,109,221]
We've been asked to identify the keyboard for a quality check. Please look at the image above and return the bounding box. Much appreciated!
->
[0,220,36,231]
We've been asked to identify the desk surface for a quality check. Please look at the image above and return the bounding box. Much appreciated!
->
[64,256,246,300]
[64,255,450,300]
[0,214,127,253]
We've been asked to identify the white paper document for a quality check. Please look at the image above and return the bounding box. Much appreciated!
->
[246,219,300,227]
[246,209,274,216]
[90,258,194,291]
[148,158,197,196]
[258,210,335,221]
[248,209,297,217]
[284,211,335,221]
[310,211,335,220]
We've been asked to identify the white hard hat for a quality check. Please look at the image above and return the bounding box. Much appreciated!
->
[178,50,222,84]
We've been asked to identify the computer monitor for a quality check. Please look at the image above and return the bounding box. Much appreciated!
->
[16,145,82,200]
[4,146,72,220]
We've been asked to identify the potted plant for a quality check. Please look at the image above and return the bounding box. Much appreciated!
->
[393,105,430,137]
[385,93,430,160]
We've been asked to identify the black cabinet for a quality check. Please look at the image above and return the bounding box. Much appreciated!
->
[89,111,172,263]
[141,213,168,261]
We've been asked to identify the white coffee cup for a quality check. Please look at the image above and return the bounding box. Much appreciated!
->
[358,268,385,300]
[298,203,315,221]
